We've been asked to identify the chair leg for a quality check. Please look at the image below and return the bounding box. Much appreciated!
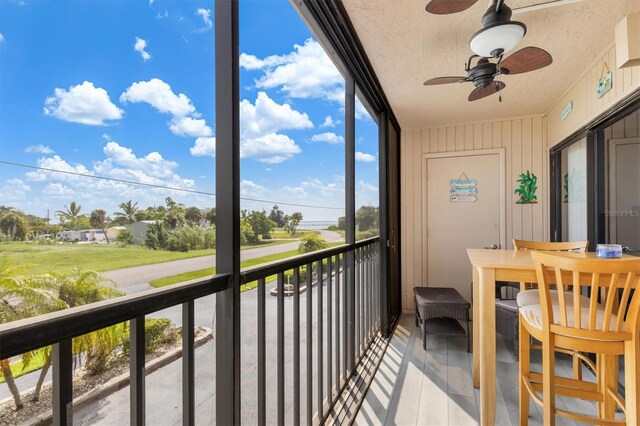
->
[597,354,618,421]
[542,334,556,426]
[624,339,640,426]
[518,318,530,426]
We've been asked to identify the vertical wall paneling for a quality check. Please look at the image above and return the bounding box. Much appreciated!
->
[400,116,546,311]
[511,120,523,241]
[522,118,533,240]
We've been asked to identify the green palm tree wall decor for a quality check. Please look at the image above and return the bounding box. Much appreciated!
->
[514,170,538,204]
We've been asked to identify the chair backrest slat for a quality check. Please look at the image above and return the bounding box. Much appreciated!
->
[573,270,581,330]
[603,273,619,332]
[555,268,568,326]
[616,274,635,332]
[589,273,599,331]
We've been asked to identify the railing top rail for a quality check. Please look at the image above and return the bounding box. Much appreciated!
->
[0,273,231,360]
[242,237,379,283]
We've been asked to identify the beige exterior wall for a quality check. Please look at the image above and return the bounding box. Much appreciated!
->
[400,117,548,312]
[548,43,640,148]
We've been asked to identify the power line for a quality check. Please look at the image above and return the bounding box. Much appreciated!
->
[0,159,345,211]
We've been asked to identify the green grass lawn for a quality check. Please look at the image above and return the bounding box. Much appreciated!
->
[0,239,297,275]
[269,229,317,239]
[150,242,343,289]
[0,350,46,384]
[0,243,216,275]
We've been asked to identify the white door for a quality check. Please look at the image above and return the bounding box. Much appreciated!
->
[609,138,640,254]
[426,151,505,301]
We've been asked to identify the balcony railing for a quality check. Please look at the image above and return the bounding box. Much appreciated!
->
[0,237,380,425]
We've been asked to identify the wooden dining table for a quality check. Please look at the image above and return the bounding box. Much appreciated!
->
[466,248,640,425]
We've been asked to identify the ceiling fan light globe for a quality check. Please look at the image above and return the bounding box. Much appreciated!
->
[469,22,526,57]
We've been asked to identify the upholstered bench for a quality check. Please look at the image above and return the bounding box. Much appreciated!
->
[413,287,471,352]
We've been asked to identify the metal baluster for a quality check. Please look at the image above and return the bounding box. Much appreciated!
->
[293,268,301,426]
[130,316,146,426]
[182,301,195,426]
[52,338,73,426]
[306,263,313,426]
[327,256,333,401]
[316,260,324,419]
[355,248,360,358]
[277,272,285,426]
[335,254,341,389]
[258,277,266,426]
[343,251,349,376]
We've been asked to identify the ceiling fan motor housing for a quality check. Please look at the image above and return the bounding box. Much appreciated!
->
[468,59,497,88]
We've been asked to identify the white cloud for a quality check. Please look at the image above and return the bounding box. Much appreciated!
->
[120,78,195,117]
[42,182,76,198]
[156,10,169,19]
[240,91,312,138]
[242,38,343,101]
[134,37,151,61]
[121,78,214,139]
[102,133,111,140]
[0,33,5,42]
[44,81,124,126]
[0,179,30,202]
[169,116,213,137]
[190,137,216,157]
[196,8,212,32]
[321,116,339,128]
[355,152,375,162]
[241,133,301,164]
[311,132,343,145]
[25,155,91,182]
[149,0,154,5]
[358,180,378,192]
[240,180,266,199]
[25,144,54,154]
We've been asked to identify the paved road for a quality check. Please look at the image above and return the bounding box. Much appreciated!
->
[104,230,343,289]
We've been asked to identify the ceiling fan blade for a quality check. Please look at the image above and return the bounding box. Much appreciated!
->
[501,47,553,75]
[424,76,468,86]
[425,0,478,14]
[468,81,505,102]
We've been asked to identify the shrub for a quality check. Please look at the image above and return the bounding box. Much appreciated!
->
[0,213,30,241]
[121,318,177,356]
[298,233,328,254]
[117,229,133,245]
[327,225,338,231]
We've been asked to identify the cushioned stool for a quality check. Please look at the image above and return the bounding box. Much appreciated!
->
[413,287,471,352]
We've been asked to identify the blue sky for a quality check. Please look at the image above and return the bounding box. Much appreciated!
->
[0,0,379,223]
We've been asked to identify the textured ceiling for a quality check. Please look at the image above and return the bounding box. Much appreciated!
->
[341,0,640,128]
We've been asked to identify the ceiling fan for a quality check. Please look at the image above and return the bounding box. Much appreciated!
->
[423,0,553,101]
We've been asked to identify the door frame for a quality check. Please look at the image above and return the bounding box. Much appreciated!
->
[422,148,507,283]
[608,137,640,244]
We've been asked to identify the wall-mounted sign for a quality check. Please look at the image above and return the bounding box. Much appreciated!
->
[450,186,478,195]
[560,101,573,121]
[450,173,477,202]
[597,71,613,98]
[451,195,477,203]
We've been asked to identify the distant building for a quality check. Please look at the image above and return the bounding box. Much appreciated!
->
[124,220,158,245]
[297,221,338,230]
[106,226,126,241]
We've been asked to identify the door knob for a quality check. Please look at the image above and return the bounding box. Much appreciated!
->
[484,243,500,250]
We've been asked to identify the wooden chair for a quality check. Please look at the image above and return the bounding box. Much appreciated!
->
[519,251,640,425]
[513,239,590,375]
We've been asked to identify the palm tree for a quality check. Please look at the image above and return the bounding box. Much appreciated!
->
[89,209,110,243]
[184,207,203,226]
[0,262,64,409]
[28,269,122,400]
[113,200,138,224]
[56,201,81,225]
